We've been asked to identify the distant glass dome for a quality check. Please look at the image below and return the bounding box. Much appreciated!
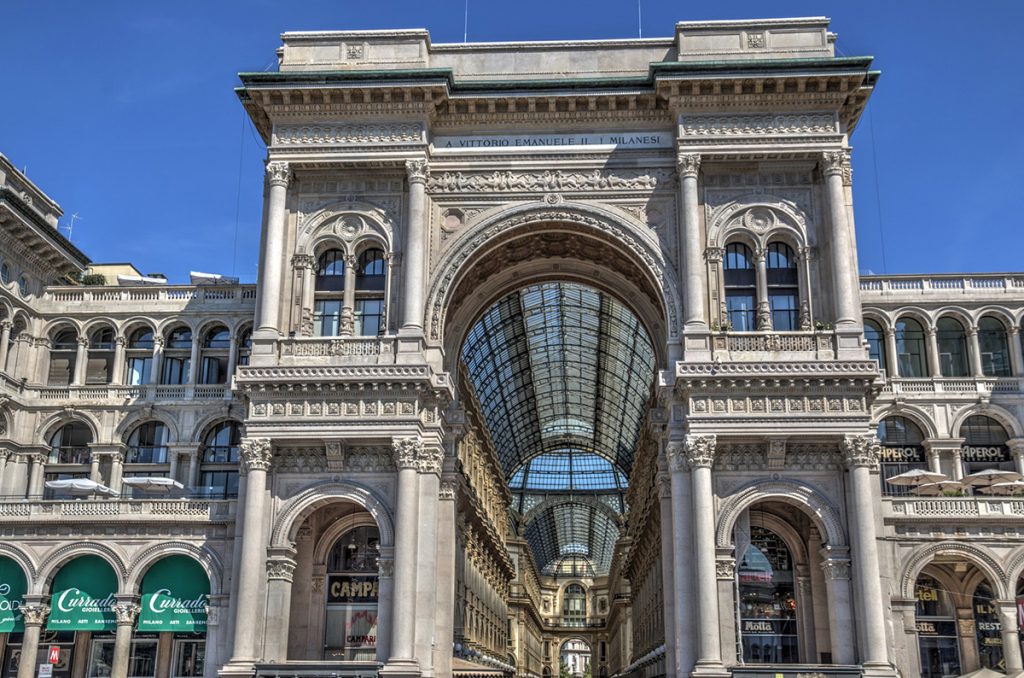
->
[509,452,627,492]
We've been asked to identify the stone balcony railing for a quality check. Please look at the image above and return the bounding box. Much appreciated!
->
[711,330,836,360]
[883,496,1024,520]
[278,336,399,364]
[880,376,1024,397]
[0,498,236,522]
[860,273,1024,297]
[0,374,237,403]
[40,284,257,308]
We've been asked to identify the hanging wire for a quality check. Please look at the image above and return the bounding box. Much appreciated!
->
[230,111,246,277]
[867,104,889,275]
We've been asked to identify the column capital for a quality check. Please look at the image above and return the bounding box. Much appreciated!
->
[405,158,429,184]
[417,445,444,475]
[439,478,458,500]
[684,433,717,468]
[392,436,422,470]
[113,602,140,626]
[1009,325,1020,337]
[665,440,688,472]
[820,556,852,580]
[841,434,881,469]
[676,152,701,179]
[0,319,12,330]
[266,557,297,582]
[291,253,316,270]
[715,556,735,580]
[821,149,851,178]
[703,246,724,264]
[76,336,90,348]
[265,161,292,188]
[20,603,49,626]
[239,437,273,473]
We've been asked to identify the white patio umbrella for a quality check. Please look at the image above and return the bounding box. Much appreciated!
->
[885,469,947,487]
[911,480,965,496]
[986,480,1024,496]
[120,477,185,494]
[961,468,1023,488]
[44,478,118,497]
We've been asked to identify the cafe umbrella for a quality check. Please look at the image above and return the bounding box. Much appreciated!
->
[960,468,1023,489]
[43,478,118,497]
[884,469,947,487]
[911,480,966,496]
[986,480,1024,496]
[120,477,185,494]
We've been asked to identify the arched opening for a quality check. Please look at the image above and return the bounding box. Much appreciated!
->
[936,317,969,377]
[766,242,799,331]
[979,317,1012,377]
[160,327,192,385]
[86,327,115,385]
[324,525,381,661]
[125,421,170,466]
[314,248,346,336]
[198,326,230,385]
[878,416,929,495]
[47,328,78,386]
[561,584,587,627]
[559,638,591,678]
[864,319,887,375]
[125,327,155,385]
[737,524,798,663]
[895,317,928,378]
[354,248,386,336]
[198,421,241,498]
[724,242,756,331]
[960,415,1012,478]
[136,555,210,678]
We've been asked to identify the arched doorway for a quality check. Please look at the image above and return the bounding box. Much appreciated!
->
[737,525,798,663]
[559,638,591,678]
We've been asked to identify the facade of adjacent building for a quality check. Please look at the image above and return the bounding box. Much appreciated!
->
[1,16,1023,678]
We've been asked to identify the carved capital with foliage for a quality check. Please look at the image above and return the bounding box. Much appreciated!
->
[266,161,291,188]
[405,158,429,184]
[392,437,422,470]
[113,602,140,625]
[684,434,717,468]
[676,152,701,179]
[20,604,49,626]
[239,437,273,473]
[841,434,881,469]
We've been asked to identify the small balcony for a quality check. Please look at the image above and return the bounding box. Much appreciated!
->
[278,335,399,364]
[0,375,236,403]
[711,331,837,361]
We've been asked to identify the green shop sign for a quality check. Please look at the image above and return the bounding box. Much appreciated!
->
[48,555,117,631]
[0,556,27,632]
[138,555,209,632]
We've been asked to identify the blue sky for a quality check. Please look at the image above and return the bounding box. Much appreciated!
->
[2,1,1022,283]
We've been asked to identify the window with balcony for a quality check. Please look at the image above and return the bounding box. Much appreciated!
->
[724,243,756,331]
[48,328,78,385]
[355,248,386,336]
[125,327,154,385]
[161,327,192,384]
[895,317,928,377]
[199,326,230,384]
[48,422,93,465]
[87,327,115,384]
[199,421,240,498]
[936,318,969,377]
[314,249,346,337]
[126,421,170,465]
[978,317,1011,377]
[766,242,799,331]
[562,584,586,626]
[865,320,887,373]
[960,415,1012,476]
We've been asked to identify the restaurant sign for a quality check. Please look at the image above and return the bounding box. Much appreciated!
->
[328,575,379,604]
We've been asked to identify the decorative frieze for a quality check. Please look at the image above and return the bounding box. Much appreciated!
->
[680,113,838,137]
[274,122,425,146]
[425,169,672,194]
[689,394,865,417]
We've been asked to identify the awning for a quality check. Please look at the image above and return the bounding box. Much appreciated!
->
[48,555,117,630]
[0,555,27,632]
[139,555,209,631]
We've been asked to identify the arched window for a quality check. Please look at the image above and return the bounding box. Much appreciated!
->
[877,416,928,495]
[18,276,28,296]
[126,327,154,385]
[314,249,346,337]
[236,328,252,367]
[960,415,1012,476]
[978,317,1011,377]
[562,584,586,626]
[766,242,799,331]
[0,263,9,285]
[738,525,798,663]
[48,328,78,385]
[915,573,960,678]
[126,421,170,464]
[198,326,230,384]
[936,318,968,377]
[724,243,756,331]
[864,320,887,373]
[161,327,192,384]
[48,422,93,464]
[325,525,381,661]
[973,583,1003,671]
[86,327,115,385]
[199,421,240,498]
[354,248,386,336]
[895,317,928,378]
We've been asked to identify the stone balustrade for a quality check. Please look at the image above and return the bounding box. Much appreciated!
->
[0,376,236,403]
[884,496,1024,520]
[710,330,836,360]
[879,377,1024,396]
[860,274,1024,297]
[0,498,236,521]
[278,336,398,364]
[41,284,257,307]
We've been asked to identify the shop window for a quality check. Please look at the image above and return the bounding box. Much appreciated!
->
[172,640,206,678]
[878,416,929,495]
[126,421,169,464]
[895,317,928,378]
[973,583,1004,671]
[48,422,93,464]
[915,574,961,678]
[48,329,78,386]
[766,242,799,331]
[88,637,158,678]
[125,328,154,385]
[979,317,1011,377]
[737,525,798,663]
[960,415,1012,476]
[324,525,381,661]
[864,320,887,374]
[724,243,756,331]
[936,318,969,377]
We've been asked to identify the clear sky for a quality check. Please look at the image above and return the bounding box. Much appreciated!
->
[2,1,1022,283]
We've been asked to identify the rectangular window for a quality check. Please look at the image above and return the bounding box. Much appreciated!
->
[768,293,798,331]
[126,357,151,385]
[355,299,384,336]
[314,300,342,337]
[725,293,755,332]
[85,356,112,385]
[48,356,73,385]
[172,640,205,678]
[200,471,239,498]
[199,356,225,384]
[324,604,378,661]
[160,357,189,385]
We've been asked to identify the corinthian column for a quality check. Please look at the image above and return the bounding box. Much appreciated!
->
[821,151,860,330]
[686,434,724,673]
[996,600,1024,673]
[383,437,423,676]
[17,603,50,678]
[819,547,856,664]
[400,159,428,334]
[677,153,707,330]
[229,438,273,664]
[841,434,891,670]
[264,551,297,662]
[753,247,771,331]
[257,161,291,335]
[110,600,140,678]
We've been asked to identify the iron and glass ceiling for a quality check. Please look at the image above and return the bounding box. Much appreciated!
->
[461,282,656,576]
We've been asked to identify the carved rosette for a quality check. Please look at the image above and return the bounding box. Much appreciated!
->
[20,603,49,626]
[665,442,688,473]
[405,158,429,184]
[676,152,701,179]
[266,161,291,188]
[239,437,273,473]
[392,437,423,470]
[684,434,717,469]
[841,434,881,469]
[267,558,297,582]
[820,558,851,580]
[113,602,140,625]
[378,558,395,578]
